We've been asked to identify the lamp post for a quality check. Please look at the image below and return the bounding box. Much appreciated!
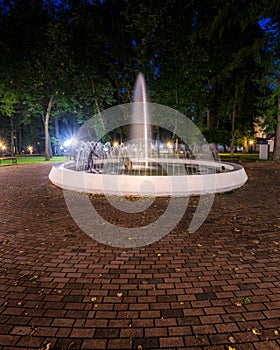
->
[0,142,6,155]
[249,140,254,153]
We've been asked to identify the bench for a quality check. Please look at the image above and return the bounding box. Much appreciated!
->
[0,157,17,165]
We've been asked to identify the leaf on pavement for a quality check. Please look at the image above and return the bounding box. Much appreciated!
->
[228,335,236,343]
[252,328,262,335]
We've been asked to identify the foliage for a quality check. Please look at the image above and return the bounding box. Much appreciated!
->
[0,83,18,117]
[0,0,280,158]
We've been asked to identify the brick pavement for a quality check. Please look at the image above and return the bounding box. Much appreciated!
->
[0,161,279,350]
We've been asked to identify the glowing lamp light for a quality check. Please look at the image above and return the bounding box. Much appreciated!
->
[63,138,77,147]
[249,139,254,146]
[28,146,33,154]
[166,141,173,149]
[112,141,119,147]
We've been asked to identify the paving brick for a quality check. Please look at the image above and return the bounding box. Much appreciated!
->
[168,325,192,336]
[160,336,185,348]
[193,324,216,334]
[55,338,83,349]
[10,326,33,336]
[184,335,210,347]
[95,328,120,338]
[120,327,143,338]
[0,335,20,346]
[56,327,72,337]
[243,311,266,321]
[145,327,168,337]
[155,318,177,327]
[107,338,132,349]
[81,339,107,349]
[1,162,280,350]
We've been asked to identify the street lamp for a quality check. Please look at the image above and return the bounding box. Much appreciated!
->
[249,139,254,153]
[0,142,6,155]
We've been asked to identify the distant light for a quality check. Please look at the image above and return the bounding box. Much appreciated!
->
[249,140,254,146]
[113,141,119,148]
[166,141,173,149]
[63,139,71,147]
[63,138,76,147]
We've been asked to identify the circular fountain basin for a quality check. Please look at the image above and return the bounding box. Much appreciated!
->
[49,159,247,197]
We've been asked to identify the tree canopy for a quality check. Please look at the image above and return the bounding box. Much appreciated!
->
[0,0,279,159]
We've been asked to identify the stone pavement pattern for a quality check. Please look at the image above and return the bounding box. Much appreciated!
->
[0,161,279,350]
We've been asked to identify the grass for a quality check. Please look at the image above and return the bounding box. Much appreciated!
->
[0,155,67,166]
[219,152,273,161]
[0,152,273,166]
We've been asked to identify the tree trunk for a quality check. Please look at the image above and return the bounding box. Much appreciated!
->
[230,106,236,157]
[18,126,22,154]
[207,81,218,131]
[44,96,53,161]
[273,74,280,161]
[10,115,14,156]
[54,117,60,140]
[91,79,105,130]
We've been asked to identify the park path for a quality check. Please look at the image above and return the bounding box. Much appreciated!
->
[0,161,279,349]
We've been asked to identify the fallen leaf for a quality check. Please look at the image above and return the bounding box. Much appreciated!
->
[30,275,39,281]
[137,346,143,350]
[157,253,161,257]
[235,302,242,307]
[243,297,251,304]
[117,292,123,298]
[274,329,279,335]
[180,301,184,305]
[29,327,38,337]
[228,335,236,343]
[141,280,148,285]
[197,243,203,247]
[252,328,262,335]
[90,297,97,302]
[40,343,52,350]
[228,346,236,350]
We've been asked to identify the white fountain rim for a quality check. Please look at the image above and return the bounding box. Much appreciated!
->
[49,159,248,197]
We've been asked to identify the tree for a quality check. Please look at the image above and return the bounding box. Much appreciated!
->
[258,0,280,160]
[192,0,266,153]
[0,83,19,154]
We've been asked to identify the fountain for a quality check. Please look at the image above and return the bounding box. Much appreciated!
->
[49,74,247,197]
[48,73,248,247]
